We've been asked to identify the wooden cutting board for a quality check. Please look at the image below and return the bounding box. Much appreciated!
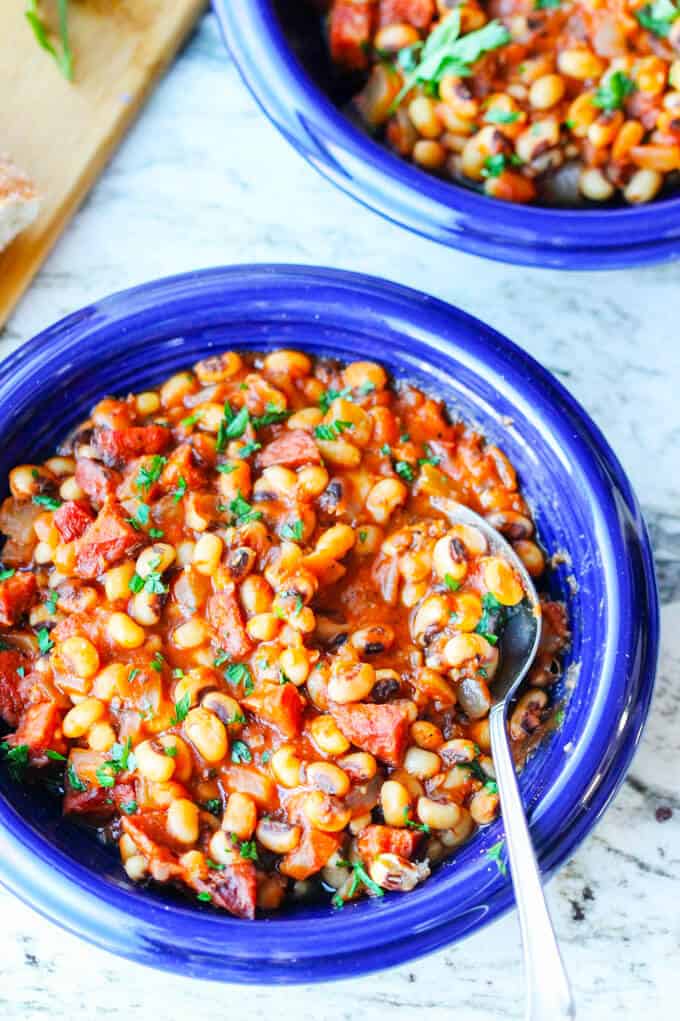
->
[0,0,206,328]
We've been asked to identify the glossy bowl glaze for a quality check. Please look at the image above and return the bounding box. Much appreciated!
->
[214,0,680,269]
[0,266,658,981]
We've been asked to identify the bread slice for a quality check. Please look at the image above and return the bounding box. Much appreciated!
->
[0,157,39,252]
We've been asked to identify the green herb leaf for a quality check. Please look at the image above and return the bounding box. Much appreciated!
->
[37,627,54,655]
[252,403,291,429]
[150,652,164,673]
[394,461,415,482]
[170,691,191,725]
[225,662,254,695]
[25,0,73,80]
[229,493,262,526]
[203,798,222,816]
[136,455,167,492]
[239,440,262,459]
[121,800,138,815]
[592,71,635,112]
[32,494,61,510]
[314,420,353,442]
[380,444,392,456]
[214,649,231,667]
[485,108,520,124]
[482,153,507,179]
[45,589,58,614]
[233,837,258,861]
[281,519,304,542]
[45,749,67,761]
[534,0,562,8]
[0,568,16,581]
[181,411,203,428]
[172,476,187,504]
[636,0,680,35]
[197,891,212,902]
[128,668,140,683]
[231,740,252,764]
[485,838,507,877]
[403,807,430,833]
[1,742,30,781]
[358,529,368,543]
[206,859,226,871]
[319,387,352,413]
[149,528,164,539]
[128,572,145,594]
[216,463,237,474]
[67,762,87,792]
[164,745,178,758]
[417,444,442,466]
[444,573,461,592]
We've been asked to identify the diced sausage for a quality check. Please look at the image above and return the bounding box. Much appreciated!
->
[0,648,26,726]
[160,443,208,493]
[53,501,95,542]
[75,502,140,579]
[75,458,121,506]
[329,1,375,70]
[206,584,252,659]
[331,701,411,766]
[93,426,171,466]
[0,497,40,565]
[241,682,304,739]
[280,828,342,880]
[195,860,258,919]
[378,0,435,29]
[9,700,59,757]
[0,571,36,626]
[258,429,322,469]
[357,824,422,863]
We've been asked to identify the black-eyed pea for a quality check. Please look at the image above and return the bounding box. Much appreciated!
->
[403,746,441,780]
[167,798,200,844]
[160,371,198,408]
[374,21,420,52]
[218,461,251,502]
[516,118,560,164]
[309,714,350,756]
[256,818,302,854]
[179,850,208,883]
[194,351,242,382]
[410,720,444,751]
[192,533,223,576]
[184,492,213,532]
[34,512,60,546]
[509,688,548,741]
[432,533,468,582]
[342,360,387,391]
[263,349,311,379]
[104,562,137,603]
[380,779,411,826]
[450,523,488,556]
[366,478,408,525]
[529,73,565,110]
[247,612,281,642]
[88,721,117,752]
[439,738,478,765]
[412,594,450,642]
[209,829,238,866]
[107,612,146,649]
[624,168,663,204]
[391,767,424,801]
[124,854,149,881]
[484,510,534,540]
[336,751,377,782]
[257,874,287,910]
[135,390,161,416]
[513,539,545,578]
[287,605,316,634]
[440,806,475,847]
[191,402,225,433]
[349,812,372,836]
[130,590,161,627]
[62,696,106,738]
[482,556,524,605]
[350,625,394,657]
[557,48,605,80]
[306,761,350,797]
[159,734,193,783]
[469,788,500,825]
[119,833,140,863]
[355,524,382,555]
[59,475,86,501]
[279,646,311,685]
[402,580,428,607]
[287,407,324,432]
[302,791,351,832]
[184,706,228,763]
[259,465,299,499]
[439,75,479,119]
[413,140,448,169]
[270,744,304,788]
[450,592,483,632]
[327,398,373,447]
[327,661,375,704]
[45,455,75,477]
[175,669,218,708]
[92,662,130,701]
[136,739,176,782]
[240,574,274,616]
[399,549,433,582]
[457,675,493,720]
[59,636,100,680]
[315,437,362,468]
[222,791,257,840]
[9,464,56,500]
[296,464,329,499]
[417,796,462,830]
[369,853,430,891]
[173,618,211,649]
[200,691,243,729]
[315,524,355,561]
[53,541,77,573]
[588,110,624,149]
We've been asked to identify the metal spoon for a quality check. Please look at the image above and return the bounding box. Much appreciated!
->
[433,498,575,1021]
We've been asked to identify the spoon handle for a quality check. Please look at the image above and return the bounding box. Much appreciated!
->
[489,706,575,1021]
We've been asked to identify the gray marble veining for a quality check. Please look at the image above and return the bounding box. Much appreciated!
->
[0,12,677,1019]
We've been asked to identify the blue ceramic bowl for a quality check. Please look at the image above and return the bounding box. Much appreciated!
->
[214,0,680,270]
[0,266,658,981]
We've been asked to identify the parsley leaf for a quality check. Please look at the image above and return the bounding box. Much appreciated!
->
[281,519,304,542]
[120,801,138,815]
[0,742,30,781]
[225,662,254,695]
[485,108,520,124]
[216,463,237,474]
[170,692,191,725]
[636,0,680,35]
[202,798,222,816]
[135,455,167,492]
[314,420,353,442]
[482,153,507,179]
[172,476,187,503]
[231,740,252,764]
[444,574,461,592]
[67,762,87,792]
[232,835,258,861]
[534,0,562,8]
[217,404,250,449]
[45,589,59,614]
[32,494,61,510]
[403,808,430,833]
[485,838,507,877]
[197,891,212,903]
[0,568,16,581]
[25,0,73,81]
[319,387,352,413]
[214,649,231,667]
[394,461,415,482]
[592,71,635,112]
[252,403,291,429]
[37,627,54,655]
[229,493,262,526]
[45,749,67,762]
[332,859,385,908]
[238,440,262,459]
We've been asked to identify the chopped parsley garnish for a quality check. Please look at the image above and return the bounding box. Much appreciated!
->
[45,749,67,762]
[231,740,252,764]
[482,153,508,179]
[141,568,168,596]
[32,494,61,510]
[136,455,167,491]
[400,433,410,443]
[203,799,222,816]
[391,12,510,110]
[197,891,212,903]
[1,742,30,781]
[172,667,185,679]
[229,493,262,526]
[279,669,292,686]
[332,859,385,908]
[0,568,16,581]
[163,745,178,758]
[128,573,145,594]
[475,591,507,644]
[261,750,272,764]
[314,420,353,442]
[252,403,291,429]
[444,574,461,592]
[593,71,635,112]
[67,762,87,792]
[216,463,237,474]
[418,445,442,467]
[232,835,258,861]
[17,667,25,678]
[394,461,415,482]
[239,440,262,459]
[403,808,430,833]
[128,668,140,683]
[319,386,352,413]
[380,444,392,456]
[44,589,58,614]
[25,0,74,80]
[485,838,507,877]
[170,691,191,725]
[225,662,254,695]
[172,476,187,503]
[358,381,376,397]
[217,403,250,451]
[149,528,164,539]
[554,707,566,728]
[281,519,304,542]
[96,739,135,788]
[206,859,226,871]
[214,649,231,667]
[636,0,680,35]
[535,0,562,7]
[37,627,54,655]
[485,108,520,124]
[120,801,138,815]
[358,530,368,543]
[127,503,152,531]
[150,651,165,673]
[181,411,203,428]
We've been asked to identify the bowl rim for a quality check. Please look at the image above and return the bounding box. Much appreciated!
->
[214,0,680,269]
[0,264,659,983]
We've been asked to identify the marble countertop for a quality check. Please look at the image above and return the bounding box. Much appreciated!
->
[0,12,677,1019]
